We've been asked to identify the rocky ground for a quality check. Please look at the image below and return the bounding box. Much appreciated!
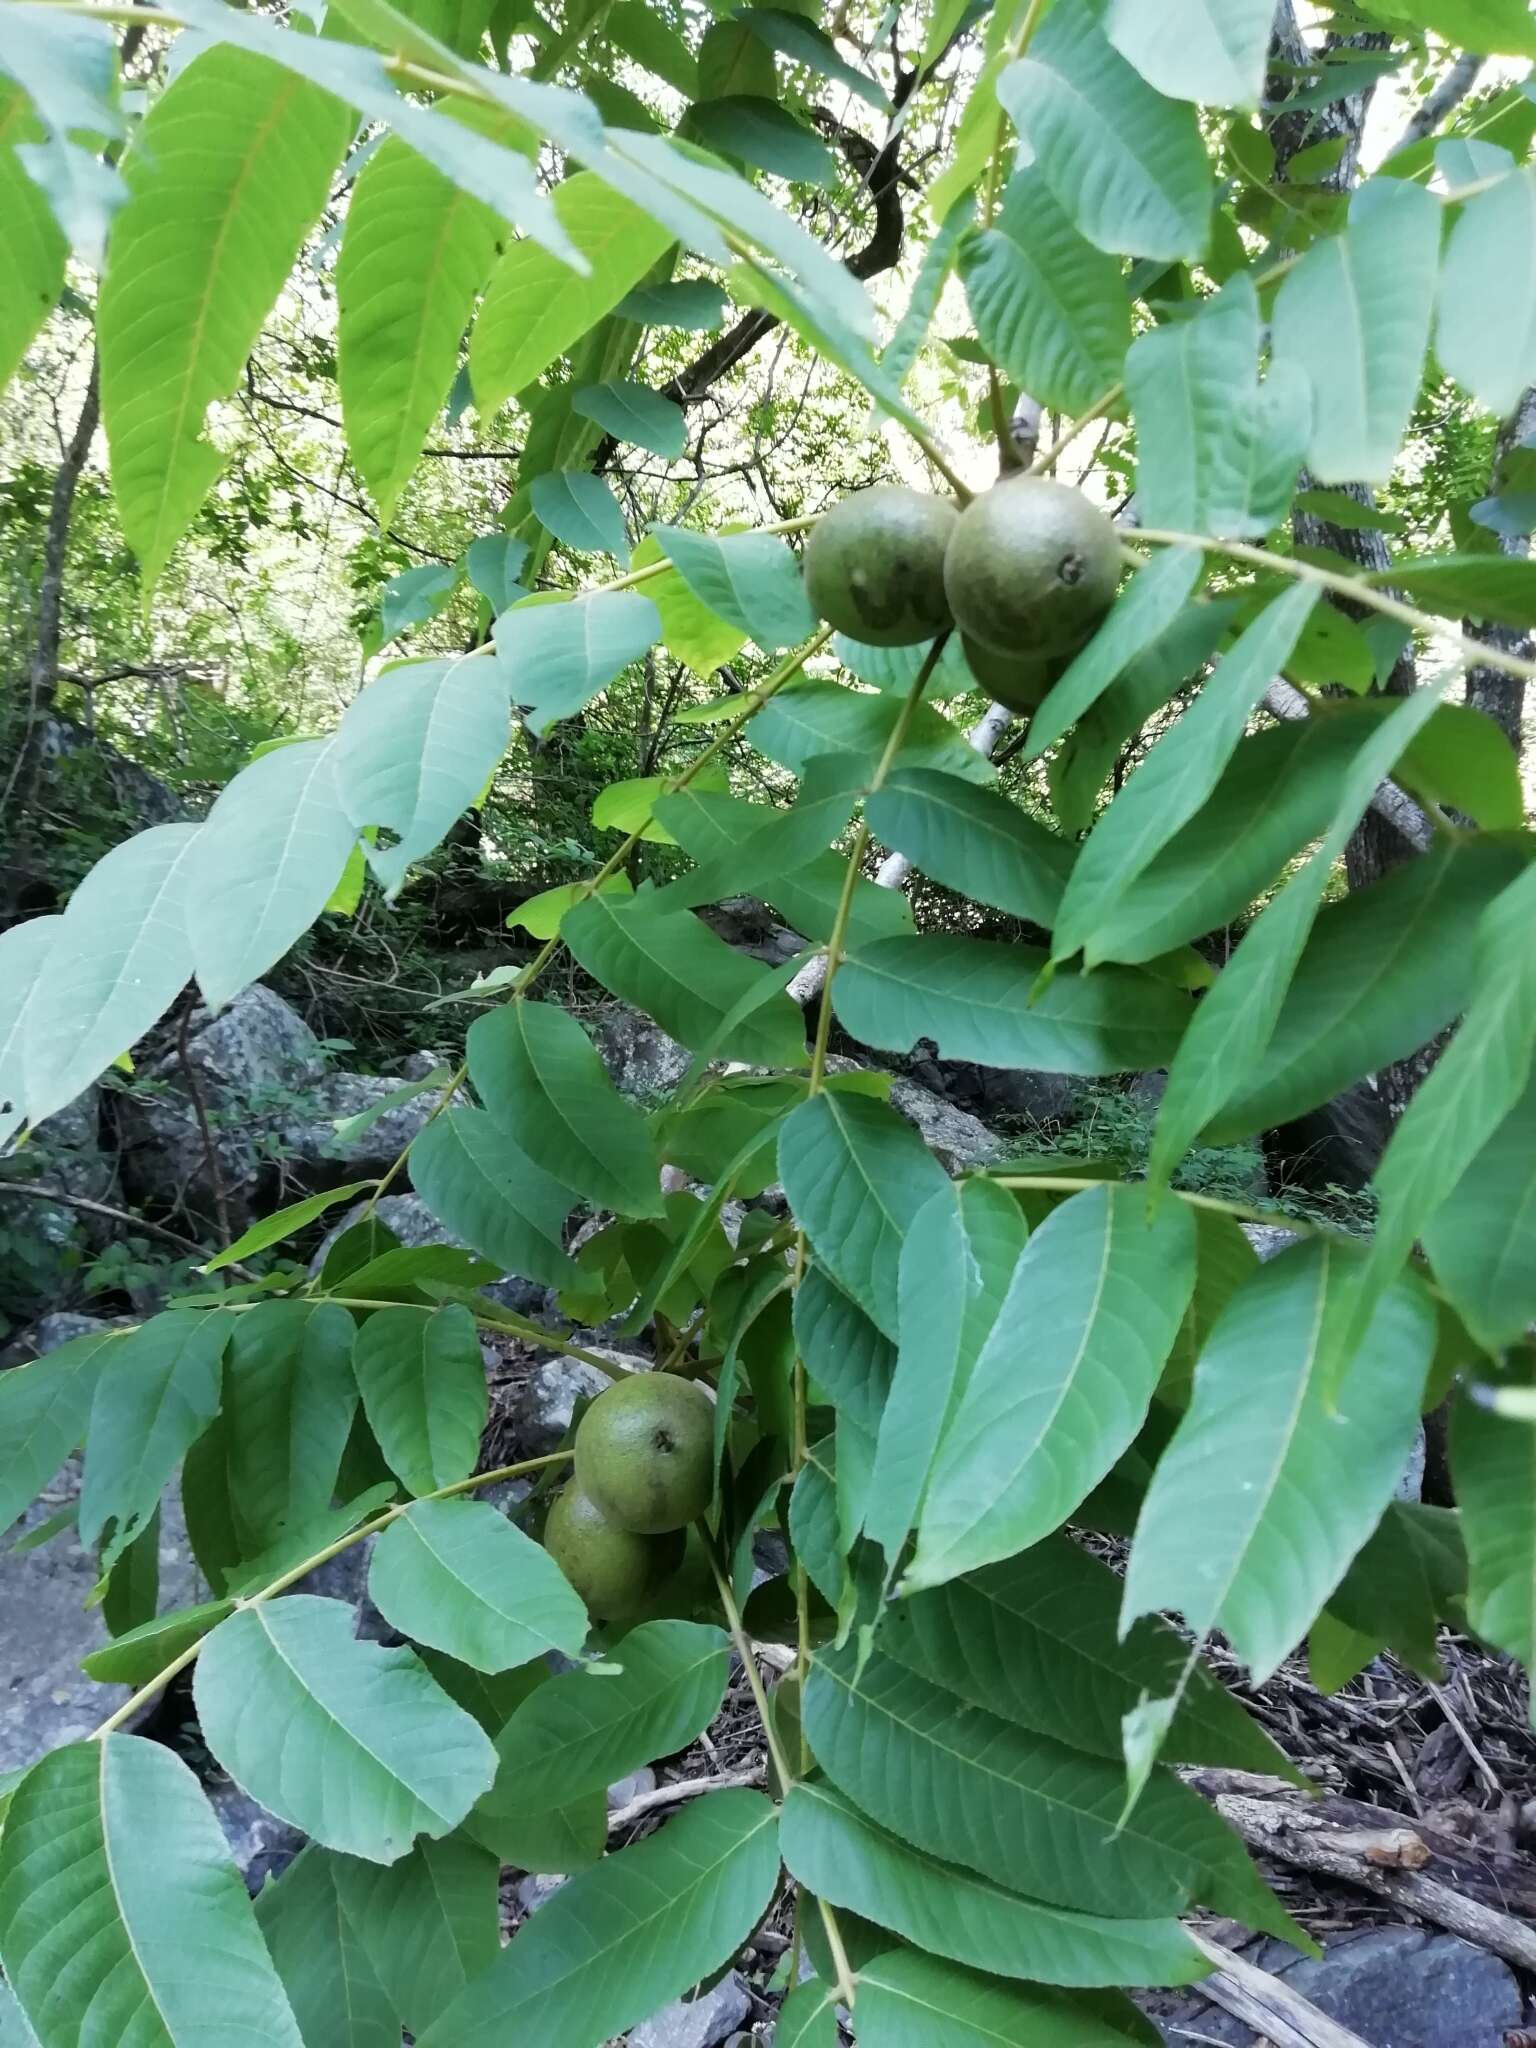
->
[0,979,1524,2045]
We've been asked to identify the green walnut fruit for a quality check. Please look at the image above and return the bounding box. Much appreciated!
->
[543,1481,684,1621]
[574,1372,715,1535]
[802,485,958,647]
[961,634,1066,715]
[944,476,1121,658]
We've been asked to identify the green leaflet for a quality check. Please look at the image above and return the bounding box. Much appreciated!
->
[778,1092,949,1340]
[98,43,351,586]
[998,1,1211,262]
[418,1790,780,2047]
[865,768,1075,929]
[1126,274,1310,540]
[571,379,686,457]
[651,524,817,651]
[1123,1240,1437,1682]
[467,1000,663,1217]
[907,1185,1196,1590]
[82,1598,237,1685]
[1452,1365,1536,1666]
[338,112,515,523]
[530,469,629,561]
[857,1948,1164,2046]
[409,1105,579,1287]
[1053,582,1317,968]
[331,1834,500,2035]
[779,1781,1203,1991]
[0,1736,305,2046]
[1423,1068,1536,1350]
[882,1533,1295,1777]
[1438,163,1536,418]
[256,1849,398,2048]
[866,1178,1027,1571]
[22,823,202,1128]
[352,1304,488,1497]
[960,166,1131,415]
[563,890,808,1067]
[749,680,996,785]
[831,935,1192,1075]
[1326,1503,1466,1680]
[219,1299,358,1554]
[78,1309,232,1568]
[194,1596,497,1862]
[1106,0,1274,107]
[0,80,64,391]
[471,171,674,415]
[1367,553,1536,629]
[1208,835,1534,1142]
[794,1264,898,1438]
[0,915,60,1150]
[803,1643,1293,1935]
[0,1325,126,1533]
[368,1498,589,1672]
[332,658,512,896]
[1271,177,1443,486]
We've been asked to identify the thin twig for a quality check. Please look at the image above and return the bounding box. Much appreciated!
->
[606,1766,765,1832]
[0,1180,248,1271]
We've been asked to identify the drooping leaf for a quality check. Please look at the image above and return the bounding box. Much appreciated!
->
[866,769,1073,930]
[188,738,359,1012]
[653,524,818,652]
[530,469,630,562]
[960,166,1131,415]
[494,590,660,737]
[884,1533,1294,1775]
[97,44,350,586]
[776,1980,839,2048]
[254,1847,398,2048]
[1452,1365,1536,1666]
[22,823,202,1128]
[337,114,513,523]
[1108,0,1272,106]
[81,1598,238,1685]
[1123,1241,1436,1681]
[418,1790,780,2048]
[1423,1070,1536,1352]
[0,1325,125,1534]
[1207,835,1532,1142]
[332,1833,499,2034]
[332,657,512,897]
[1023,547,1206,765]
[570,378,686,458]
[0,81,65,391]
[997,2,1212,262]
[202,1181,378,1273]
[688,95,837,187]
[380,562,460,641]
[410,1104,578,1286]
[194,1595,497,1862]
[1438,165,1536,418]
[780,1781,1203,1991]
[563,891,808,1067]
[615,277,728,331]
[352,1303,488,1497]
[1127,275,1311,539]
[907,1185,1196,1590]
[467,1001,662,1217]
[779,1092,950,1341]
[490,1619,729,1806]
[78,1309,231,1568]
[218,1299,358,1553]
[0,1735,305,2047]
[1271,177,1443,485]
[858,1947,1163,2047]
[803,1643,1291,1933]
[751,680,995,785]
[830,935,1191,1074]
[369,1497,589,1671]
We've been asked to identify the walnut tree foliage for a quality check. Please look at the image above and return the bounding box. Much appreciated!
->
[3,0,1536,2040]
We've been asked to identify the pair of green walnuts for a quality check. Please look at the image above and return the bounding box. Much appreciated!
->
[803,475,1122,712]
[543,1372,715,1621]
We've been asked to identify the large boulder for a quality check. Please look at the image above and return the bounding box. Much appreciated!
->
[0,1087,113,1322]
[277,1055,452,1188]
[887,1075,1003,1173]
[589,1004,692,1100]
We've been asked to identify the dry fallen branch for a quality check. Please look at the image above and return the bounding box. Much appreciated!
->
[606,1766,765,1833]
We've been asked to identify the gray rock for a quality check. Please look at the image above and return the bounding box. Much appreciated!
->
[591,1004,693,1100]
[0,1089,113,1315]
[512,1872,567,1916]
[629,1972,751,2048]
[0,1454,205,1772]
[511,1353,637,1453]
[0,1311,118,1367]
[1396,1424,1427,1504]
[203,1778,305,1894]
[174,985,326,1095]
[1154,1926,1521,2047]
[607,1767,657,1810]
[887,1076,1003,1173]
[1240,1223,1301,1262]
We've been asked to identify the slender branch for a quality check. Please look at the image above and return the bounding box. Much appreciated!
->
[1385,50,1486,159]
[90,1451,573,1736]
[0,1180,242,1266]
[1130,527,1536,686]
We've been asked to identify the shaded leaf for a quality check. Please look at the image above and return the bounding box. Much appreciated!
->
[0,1325,125,1535]
[220,1299,358,1553]
[0,81,65,391]
[409,1104,578,1286]
[530,470,629,562]
[1452,1364,1536,1665]
[1423,1069,1536,1351]
[688,95,837,188]
[571,378,686,457]
[858,1947,1162,2046]
[255,1848,398,2048]
[332,1833,499,2034]
[352,1303,488,1497]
